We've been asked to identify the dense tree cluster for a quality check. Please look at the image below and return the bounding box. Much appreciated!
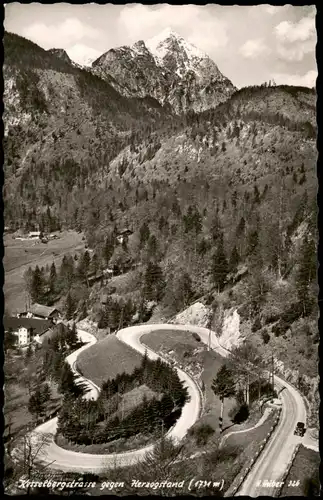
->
[57,352,188,445]
[26,322,84,424]
[28,383,51,422]
[98,296,135,330]
[40,323,82,388]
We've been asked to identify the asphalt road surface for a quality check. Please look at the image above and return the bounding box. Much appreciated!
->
[235,376,307,497]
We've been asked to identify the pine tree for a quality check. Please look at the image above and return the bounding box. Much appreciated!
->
[65,291,75,321]
[49,262,57,294]
[253,184,260,204]
[60,255,74,290]
[210,211,221,243]
[59,362,78,396]
[147,234,158,260]
[175,272,194,309]
[192,207,202,236]
[66,322,78,348]
[247,228,259,256]
[236,217,246,237]
[78,251,90,281]
[231,190,237,208]
[183,205,194,233]
[296,235,316,316]
[4,328,16,352]
[140,222,150,247]
[183,205,202,235]
[103,298,121,331]
[28,389,45,421]
[41,383,51,403]
[143,262,165,301]
[229,245,240,273]
[30,265,44,302]
[211,365,236,433]
[103,235,114,266]
[211,233,228,293]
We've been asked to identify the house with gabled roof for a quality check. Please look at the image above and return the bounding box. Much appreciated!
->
[17,303,61,322]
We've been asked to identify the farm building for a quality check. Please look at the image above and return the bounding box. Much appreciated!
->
[17,304,61,322]
[30,304,61,321]
[3,317,52,346]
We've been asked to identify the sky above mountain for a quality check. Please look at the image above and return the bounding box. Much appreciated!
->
[4,3,317,88]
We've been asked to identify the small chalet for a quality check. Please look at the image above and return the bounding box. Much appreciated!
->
[17,304,61,322]
[3,317,52,346]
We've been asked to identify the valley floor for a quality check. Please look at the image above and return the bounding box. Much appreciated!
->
[3,230,85,313]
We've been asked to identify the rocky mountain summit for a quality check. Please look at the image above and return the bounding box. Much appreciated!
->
[92,28,235,114]
[47,48,73,65]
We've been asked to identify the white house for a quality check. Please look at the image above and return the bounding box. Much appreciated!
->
[16,326,32,345]
[4,316,52,346]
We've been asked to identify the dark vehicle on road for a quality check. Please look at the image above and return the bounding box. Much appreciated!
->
[294,421,306,437]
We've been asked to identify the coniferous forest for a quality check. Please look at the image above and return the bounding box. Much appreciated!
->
[57,352,188,445]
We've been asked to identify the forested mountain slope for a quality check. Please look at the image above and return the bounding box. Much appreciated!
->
[3,31,318,424]
[3,31,176,230]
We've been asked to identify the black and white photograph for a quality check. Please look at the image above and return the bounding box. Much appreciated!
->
[2,2,319,497]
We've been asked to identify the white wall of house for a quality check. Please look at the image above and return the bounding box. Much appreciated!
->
[18,327,31,345]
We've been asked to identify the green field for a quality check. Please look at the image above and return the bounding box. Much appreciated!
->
[77,335,143,387]
[4,230,85,313]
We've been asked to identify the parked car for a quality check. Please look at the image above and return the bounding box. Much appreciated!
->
[294,421,306,437]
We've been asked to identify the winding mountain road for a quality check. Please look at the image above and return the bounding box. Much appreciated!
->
[234,376,308,497]
[27,325,226,472]
[17,323,313,495]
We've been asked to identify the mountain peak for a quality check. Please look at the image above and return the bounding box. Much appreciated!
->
[92,27,236,114]
[131,39,149,55]
[146,27,182,47]
[145,27,209,68]
[47,48,72,65]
